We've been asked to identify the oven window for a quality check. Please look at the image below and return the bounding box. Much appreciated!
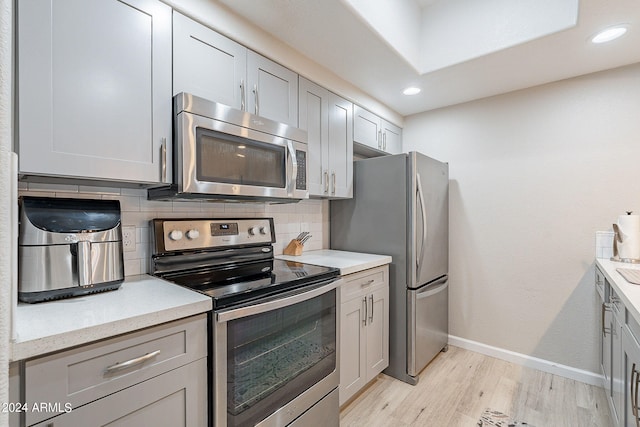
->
[226,289,336,427]
[196,128,286,188]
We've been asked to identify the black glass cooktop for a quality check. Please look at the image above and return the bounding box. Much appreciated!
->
[162,259,339,309]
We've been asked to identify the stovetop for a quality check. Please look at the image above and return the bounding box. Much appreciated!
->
[150,217,340,309]
[160,258,339,310]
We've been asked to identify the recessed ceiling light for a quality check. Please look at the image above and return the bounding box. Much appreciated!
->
[591,25,628,44]
[403,87,421,96]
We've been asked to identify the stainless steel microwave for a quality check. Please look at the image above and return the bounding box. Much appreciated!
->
[148,93,308,202]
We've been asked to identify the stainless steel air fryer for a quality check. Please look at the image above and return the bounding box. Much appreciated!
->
[18,196,125,303]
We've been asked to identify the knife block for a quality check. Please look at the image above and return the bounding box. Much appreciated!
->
[283,239,303,256]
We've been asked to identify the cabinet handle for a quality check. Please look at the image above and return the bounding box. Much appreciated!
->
[377,130,382,149]
[104,350,161,374]
[362,297,368,326]
[635,364,640,427]
[332,171,336,195]
[253,84,259,116]
[369,294,374,323]
[360,279,375,288]
[629,363,638,424]
[602,303,612,335]
[160,137,167,183]
[324,171,329,194]
[383,132,387,150]
[240,80,246,111]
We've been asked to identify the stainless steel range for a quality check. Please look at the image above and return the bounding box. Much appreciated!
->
[150,218,341,427]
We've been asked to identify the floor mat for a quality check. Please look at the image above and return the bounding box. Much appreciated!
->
[477,408,534,426]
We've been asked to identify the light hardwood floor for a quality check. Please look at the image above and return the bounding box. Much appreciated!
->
[339,345,613,426]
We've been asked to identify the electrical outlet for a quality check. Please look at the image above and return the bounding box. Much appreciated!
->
[122,226,136,252]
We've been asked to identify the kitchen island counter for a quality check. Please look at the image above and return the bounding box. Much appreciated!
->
[11,275,211,361]
[277,249,391,275]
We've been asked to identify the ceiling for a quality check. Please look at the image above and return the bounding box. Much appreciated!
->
[217,0,640,117]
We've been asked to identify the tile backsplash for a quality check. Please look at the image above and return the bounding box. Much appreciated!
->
[19,182,329,277]
[595,231,614,259]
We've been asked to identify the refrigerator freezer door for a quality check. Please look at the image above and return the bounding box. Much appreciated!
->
[407,276,449,377]
[409,152,449,289]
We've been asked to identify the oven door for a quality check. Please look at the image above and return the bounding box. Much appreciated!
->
[176,110,308,200]
[213,279,341,427]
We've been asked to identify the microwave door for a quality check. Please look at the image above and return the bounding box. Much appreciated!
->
[178,112,292,199]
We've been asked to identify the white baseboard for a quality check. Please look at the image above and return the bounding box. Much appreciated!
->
[448,335,604,387]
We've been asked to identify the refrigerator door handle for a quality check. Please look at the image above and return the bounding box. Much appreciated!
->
[416,172,428,279]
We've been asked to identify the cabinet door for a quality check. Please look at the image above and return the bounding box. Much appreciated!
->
[604,302,613,392]
[613,309,624,426]
[33,359,207,427]
[353,105,381,151]
[339,295,367,406]
[299,78,329,196]
[173,11,247,110]
[382,120,402,155]
[18,0,172,184]
[624,327,640,427]
[366,286,389,378]
[327,93,353,198]
[247,52,298,126]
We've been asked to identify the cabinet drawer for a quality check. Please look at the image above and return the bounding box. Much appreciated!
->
[32,358,208,427]
[340,266,388,302]
[25,314,207,426]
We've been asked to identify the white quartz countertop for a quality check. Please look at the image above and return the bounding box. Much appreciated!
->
[596,259,640,322]
[11,275,212,361]
[276,249,392,275]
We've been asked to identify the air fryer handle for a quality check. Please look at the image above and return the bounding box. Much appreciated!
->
[76,241,92,286]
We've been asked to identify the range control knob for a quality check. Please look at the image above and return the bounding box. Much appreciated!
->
[248,226,259,236]
[259,226,268,235]
[185,229,200,240]
[168,230,183,241]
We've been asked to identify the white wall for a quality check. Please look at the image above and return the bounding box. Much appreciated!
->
[403,63,640,374]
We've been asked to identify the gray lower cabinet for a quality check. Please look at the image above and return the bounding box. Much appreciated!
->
[624,323,640,427]
[20,314,207,427]
[173,11,298,127]
[32,359,207,427]
[17,0,172,185]
[597,265,640,427]
[339,265,389,406]
[299,77,353,198]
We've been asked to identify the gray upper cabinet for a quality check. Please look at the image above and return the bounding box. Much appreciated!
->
[247,52,299,126]
[173,12,299,127]
[173,11,247,110]
[353,105,402,156]
[299,77,352,198]
[381,120,402,155]
[17,0,172,185]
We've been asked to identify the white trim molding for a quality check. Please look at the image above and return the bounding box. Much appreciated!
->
[449,335,604,387]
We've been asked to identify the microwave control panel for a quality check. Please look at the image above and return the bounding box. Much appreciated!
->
[296,150,307,190]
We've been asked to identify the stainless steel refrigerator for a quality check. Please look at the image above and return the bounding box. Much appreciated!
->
[331,151,448,385]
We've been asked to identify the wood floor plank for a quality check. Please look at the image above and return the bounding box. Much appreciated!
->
[339,345,614,426]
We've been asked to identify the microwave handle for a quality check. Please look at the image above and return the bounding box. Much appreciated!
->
[287,141,298,195]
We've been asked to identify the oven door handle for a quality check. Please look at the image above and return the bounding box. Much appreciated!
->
[216,279,341,322]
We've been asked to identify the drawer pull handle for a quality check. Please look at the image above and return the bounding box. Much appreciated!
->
[361,279,375,287]
[105,350,161,374]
